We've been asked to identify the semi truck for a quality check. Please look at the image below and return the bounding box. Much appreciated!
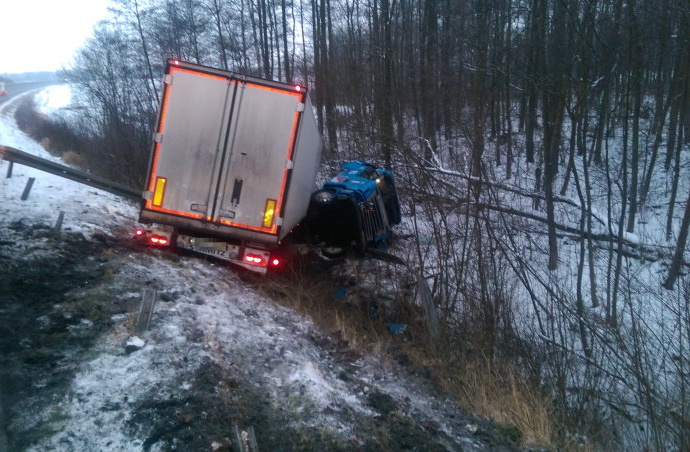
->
[136,60,323,273]
[0,60,401,272]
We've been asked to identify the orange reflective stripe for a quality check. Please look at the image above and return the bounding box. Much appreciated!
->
[245,82,302,99]
[169,66,228,82]
[218,219,278,235]
[146,205,205,220]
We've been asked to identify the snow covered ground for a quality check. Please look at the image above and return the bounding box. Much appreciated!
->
[0,87,518,450]
[392,101,690,449]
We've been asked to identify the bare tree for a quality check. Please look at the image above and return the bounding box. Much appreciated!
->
[663,189,690,290]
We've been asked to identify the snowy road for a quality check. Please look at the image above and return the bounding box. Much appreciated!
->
[0,81,56,107]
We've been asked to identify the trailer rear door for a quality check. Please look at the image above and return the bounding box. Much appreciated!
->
[144,62,304,238]
[146,66,232,221]
[213,82,302,234]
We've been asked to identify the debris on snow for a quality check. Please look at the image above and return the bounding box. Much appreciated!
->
[125,336,146,354]
[386,322,407,335]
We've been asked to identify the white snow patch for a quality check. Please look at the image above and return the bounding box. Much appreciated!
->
[125,336,146,349]
[34,84,72,115]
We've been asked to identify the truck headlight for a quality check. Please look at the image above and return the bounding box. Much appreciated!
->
[313,190,335,204]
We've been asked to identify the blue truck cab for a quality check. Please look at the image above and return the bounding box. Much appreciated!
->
[307,161,401,254]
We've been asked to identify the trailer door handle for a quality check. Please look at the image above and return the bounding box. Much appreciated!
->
[230,178,243,205]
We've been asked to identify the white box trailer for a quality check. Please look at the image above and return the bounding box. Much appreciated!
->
[138,60,323,272]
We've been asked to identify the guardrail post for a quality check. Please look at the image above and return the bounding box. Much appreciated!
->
[5,161,12,178]
[135,288,157,333]
[233,425,259,452]
[20,177,35,200]
[417,273,440,342]
[54,211,65,233]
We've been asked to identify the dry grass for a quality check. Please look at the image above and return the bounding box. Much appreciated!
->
[455,359,553,447]
[397,342,555,448]
[255,257,390,356]
[40,137,53,152]
[40,137,63,157]
[62,150,84,166]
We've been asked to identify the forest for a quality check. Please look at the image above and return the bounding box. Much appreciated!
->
[42,0,690,449]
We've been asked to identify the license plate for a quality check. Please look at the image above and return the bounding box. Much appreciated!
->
[176,234,240,261]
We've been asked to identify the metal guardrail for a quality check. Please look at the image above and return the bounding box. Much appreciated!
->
[0,145,142,201]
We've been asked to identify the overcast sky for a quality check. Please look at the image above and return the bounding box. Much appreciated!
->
[1,0,112,74]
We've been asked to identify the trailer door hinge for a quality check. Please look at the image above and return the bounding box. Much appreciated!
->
[219,209,236,219]
[295,102,304,112]
[190,203,207,214]
[163,74,173,85]
[154,133,163,143]
[285,160,294,169]
[143,191,153,200]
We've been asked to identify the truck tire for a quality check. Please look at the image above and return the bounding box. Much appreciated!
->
[352,198,368,255]
[311,189,336,205]
[384,194,401,225]
[381,175,401,225]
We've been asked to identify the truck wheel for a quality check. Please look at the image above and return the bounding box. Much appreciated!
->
[385,194,401,225]
[311,189,336,205]
[381,175,402,225]
[352,199,368,255]
[355,230,367,255]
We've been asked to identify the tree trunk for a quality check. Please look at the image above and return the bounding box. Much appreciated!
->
[132,0,159,105]
[210,0,228,70]
[281,0,291,82]
[420,0,438,160]
[372,0,395,167]
[611,86,632,329]
[640,96,671,208]
[626,0,642,233]
[663,188,690,290]
[543,0,566,271]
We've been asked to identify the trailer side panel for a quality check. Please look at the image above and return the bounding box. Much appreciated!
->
[281,95,322,239]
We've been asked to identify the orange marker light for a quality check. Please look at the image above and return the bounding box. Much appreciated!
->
[153,177,167,207]
[262,199,277,228]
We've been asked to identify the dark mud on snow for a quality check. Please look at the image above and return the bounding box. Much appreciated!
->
[0,218,522,451]
[0,220,132,450]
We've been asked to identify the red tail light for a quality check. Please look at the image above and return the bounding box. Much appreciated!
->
[244,254,266,266]
[270,257,281,267]
[148,235,169,246]
[135,228,145,236]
